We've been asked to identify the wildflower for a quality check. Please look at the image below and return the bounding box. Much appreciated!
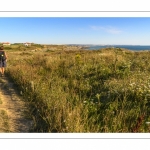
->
[75,54,81,59]
[96,93,100,100]
[83,101,87,104]
[129,83,133,87]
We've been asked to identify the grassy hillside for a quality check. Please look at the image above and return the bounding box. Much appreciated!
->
[5,46,150,132]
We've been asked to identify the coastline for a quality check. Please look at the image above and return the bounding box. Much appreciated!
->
[85,45,150,51]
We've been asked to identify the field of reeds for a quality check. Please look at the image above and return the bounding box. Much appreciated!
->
[5,46,150,132]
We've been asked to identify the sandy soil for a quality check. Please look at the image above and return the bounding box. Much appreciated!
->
[0,76,33,132]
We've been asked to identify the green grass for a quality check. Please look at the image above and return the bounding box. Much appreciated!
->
[5,47,150,132]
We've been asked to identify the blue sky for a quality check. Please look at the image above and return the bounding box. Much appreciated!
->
[0,17,150,45]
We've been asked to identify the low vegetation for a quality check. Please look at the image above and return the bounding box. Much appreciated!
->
[0,109,10,132]
[4,45,150,132]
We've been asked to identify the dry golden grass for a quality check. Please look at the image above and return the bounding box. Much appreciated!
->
[4,46,150,132]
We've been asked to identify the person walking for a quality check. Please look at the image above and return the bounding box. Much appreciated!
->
[0,46,7,76]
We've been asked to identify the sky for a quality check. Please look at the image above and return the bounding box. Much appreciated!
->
[1,17,150,45]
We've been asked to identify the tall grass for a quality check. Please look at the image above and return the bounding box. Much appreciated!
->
[5,48,150,132]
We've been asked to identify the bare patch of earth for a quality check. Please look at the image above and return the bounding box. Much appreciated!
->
[0,76,33,132]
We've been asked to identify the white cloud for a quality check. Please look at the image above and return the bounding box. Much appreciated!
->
[90,25,122,34]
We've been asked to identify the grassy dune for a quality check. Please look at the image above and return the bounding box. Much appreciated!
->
[5,46,150,132]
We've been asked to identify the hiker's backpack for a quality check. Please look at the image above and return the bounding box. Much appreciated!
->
[0,51,6,62]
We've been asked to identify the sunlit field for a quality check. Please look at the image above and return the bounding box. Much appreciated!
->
[5,45,150,132]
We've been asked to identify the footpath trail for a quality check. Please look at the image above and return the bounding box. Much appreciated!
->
[0,75,33,132]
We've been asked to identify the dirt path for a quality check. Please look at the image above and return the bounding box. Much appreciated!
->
[0,76,33,132]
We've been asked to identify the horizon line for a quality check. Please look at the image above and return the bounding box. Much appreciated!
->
[1,42,150,46]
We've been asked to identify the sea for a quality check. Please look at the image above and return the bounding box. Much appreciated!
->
[85,45,150,51]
